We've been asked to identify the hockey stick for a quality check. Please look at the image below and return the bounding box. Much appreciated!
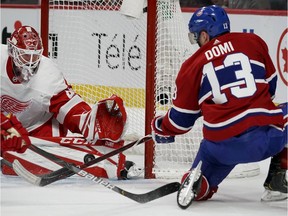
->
[17,135,152,186]
[12,138,181,203]
[0,156,13,167]
[13,159,180,203]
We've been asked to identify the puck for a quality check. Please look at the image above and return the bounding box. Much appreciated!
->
[84,154,96,163]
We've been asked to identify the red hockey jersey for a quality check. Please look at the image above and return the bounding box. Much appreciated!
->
[160,33,284,142]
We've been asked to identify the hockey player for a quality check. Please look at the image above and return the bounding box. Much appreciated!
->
[151,5,287,208]
[1,25,136,179]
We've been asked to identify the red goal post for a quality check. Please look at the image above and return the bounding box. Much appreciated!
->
[40,0,259,180]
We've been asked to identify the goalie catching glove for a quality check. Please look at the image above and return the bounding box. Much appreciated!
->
[80,94,127,144]
[1,113,31,155]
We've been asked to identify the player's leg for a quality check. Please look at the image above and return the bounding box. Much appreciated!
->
[177,139,235,208]
[177,125,286,207]
[261,146,287,201]
[261,102,287,201]
[177,159,219,209]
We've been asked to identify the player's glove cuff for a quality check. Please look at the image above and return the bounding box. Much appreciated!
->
[151,116,175,144]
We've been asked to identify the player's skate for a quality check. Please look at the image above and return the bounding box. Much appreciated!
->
[261,169,287,201]
[261,157,287,202]
[177,161,203,209]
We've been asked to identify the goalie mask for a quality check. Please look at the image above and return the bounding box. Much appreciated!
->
[7,26,43,83]
[188,5,230,45]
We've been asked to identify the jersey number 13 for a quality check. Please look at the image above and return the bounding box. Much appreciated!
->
[203,53,257,104]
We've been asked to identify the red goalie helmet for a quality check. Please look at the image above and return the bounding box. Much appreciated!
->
[7,26,43,82]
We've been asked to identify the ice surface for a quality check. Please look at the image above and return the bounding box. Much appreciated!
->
[1,158,287,216]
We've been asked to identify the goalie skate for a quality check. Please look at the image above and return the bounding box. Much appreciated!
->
[177,161,202,209]
[120,161,144,180]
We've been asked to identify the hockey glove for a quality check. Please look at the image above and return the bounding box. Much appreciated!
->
[80,94,127,144]
[151,115,175,144]
[1,113,31,154]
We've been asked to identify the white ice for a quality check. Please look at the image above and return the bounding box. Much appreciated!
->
[1,157,287,216]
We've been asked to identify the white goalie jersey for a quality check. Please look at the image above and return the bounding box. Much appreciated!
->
[1,44,89,137]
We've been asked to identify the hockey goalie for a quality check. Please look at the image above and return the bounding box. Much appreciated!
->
[0,25,140,180]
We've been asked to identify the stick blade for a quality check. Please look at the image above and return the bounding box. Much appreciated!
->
[116,182,181,203]
[12,159,42,186]
[140,182,181,203]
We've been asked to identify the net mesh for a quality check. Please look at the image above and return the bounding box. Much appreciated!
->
[48,0,147,139]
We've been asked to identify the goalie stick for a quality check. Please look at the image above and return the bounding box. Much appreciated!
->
[0,156,13,167]
[12,137,181,203]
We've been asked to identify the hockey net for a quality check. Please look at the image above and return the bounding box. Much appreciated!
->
[42,0,259,179]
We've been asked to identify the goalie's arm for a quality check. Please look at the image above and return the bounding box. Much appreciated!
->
[50,93,127,144]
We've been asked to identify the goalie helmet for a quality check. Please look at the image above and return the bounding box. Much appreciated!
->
[7,25,43,83]
[188,5,230,44]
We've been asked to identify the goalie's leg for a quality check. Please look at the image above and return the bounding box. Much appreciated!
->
[119,160,144,180]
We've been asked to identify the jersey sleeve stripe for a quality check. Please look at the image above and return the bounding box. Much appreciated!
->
[57,95,84,124]
[203,108,283,129]
[166,108,201,131]
[172,105,201,114]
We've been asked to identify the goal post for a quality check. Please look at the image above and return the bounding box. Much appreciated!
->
[145,0,157,179]
[40,0,259,180]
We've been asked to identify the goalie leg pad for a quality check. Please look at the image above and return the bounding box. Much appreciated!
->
[1,151,52,176]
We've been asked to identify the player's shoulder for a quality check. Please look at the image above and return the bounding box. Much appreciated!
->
[238,33,268,51]
[31,57,68,94]
[40,55,58,69]
[38,56,63,76]
[236,32,261,38]
[178,49,203,80]
[229,32,265,43]
[36,56,65,84]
